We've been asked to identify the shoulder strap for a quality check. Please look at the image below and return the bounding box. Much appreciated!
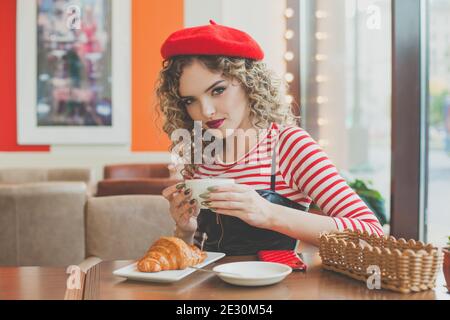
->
[270,125,282,191]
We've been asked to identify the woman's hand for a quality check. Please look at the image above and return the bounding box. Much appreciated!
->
[200,183,275,229]
[162,183,200,234]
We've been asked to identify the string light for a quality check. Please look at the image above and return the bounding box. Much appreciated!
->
[285,8,294,18]
[284,6,295,107]
[315,32,329,40]
[316,96,329,104]
[315,75,328,83]
[315,10,329,19]
[284,72,294,83]
[284,51,294,61]
[285,95,293,104]
[315,54,328,61]
[285,29,294,40]
[314,8,331,149]
[317,118,329,126]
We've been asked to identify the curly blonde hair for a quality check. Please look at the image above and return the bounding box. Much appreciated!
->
[155,55,300,178]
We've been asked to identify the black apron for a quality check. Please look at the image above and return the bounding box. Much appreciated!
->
[194,132,308,255]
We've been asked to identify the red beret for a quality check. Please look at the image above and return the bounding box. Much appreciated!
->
[161,20,264,61]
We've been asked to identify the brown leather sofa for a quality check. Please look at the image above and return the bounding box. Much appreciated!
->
[104,163,172,179]
[96,163,183,197]
[0,167,96,195]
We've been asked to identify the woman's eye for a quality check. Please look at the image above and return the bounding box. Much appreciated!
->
[181,87,225,107]
[212,87,226,96]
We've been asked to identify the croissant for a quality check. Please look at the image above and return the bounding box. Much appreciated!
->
[137,237,207,272]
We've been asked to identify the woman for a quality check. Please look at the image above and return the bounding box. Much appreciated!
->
[158,20,383,255]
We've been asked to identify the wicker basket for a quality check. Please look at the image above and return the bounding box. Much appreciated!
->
[318,230,443,293]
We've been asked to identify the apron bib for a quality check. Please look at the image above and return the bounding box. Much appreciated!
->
[195,129,308,255]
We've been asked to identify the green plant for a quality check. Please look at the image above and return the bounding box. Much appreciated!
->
[309,178,389,226]
[348,179,388,226]
[430,90,449,127]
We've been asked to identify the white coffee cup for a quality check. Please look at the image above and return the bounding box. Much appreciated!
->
[185,178,235,209]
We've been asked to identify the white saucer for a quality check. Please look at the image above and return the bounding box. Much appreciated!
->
[212,261,292,286]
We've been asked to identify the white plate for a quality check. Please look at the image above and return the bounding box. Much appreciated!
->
[112,252,225,283]
[213,261,292,286]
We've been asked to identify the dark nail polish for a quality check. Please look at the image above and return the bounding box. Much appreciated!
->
[184,188,191,195]
[189,199,196,205]
[188,207,193,214]
[176,183,186,190]
[199,192,210,199]
[207,186,216,192]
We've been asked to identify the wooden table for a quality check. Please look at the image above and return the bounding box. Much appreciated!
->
[1,251,448,300]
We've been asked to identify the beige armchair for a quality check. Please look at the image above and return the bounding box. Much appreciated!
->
[0,165,175,266]
[0,182,87,266]
[85,195,175,261]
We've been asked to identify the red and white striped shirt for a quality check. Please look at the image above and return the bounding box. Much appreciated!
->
[193,122,384,236]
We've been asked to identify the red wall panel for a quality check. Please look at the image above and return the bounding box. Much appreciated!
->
[0,0,50,152]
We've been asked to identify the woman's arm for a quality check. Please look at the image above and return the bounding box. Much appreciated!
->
[205,127,383,245]
[206,183,338,247]
[267,203,337,246]
[205,126,384,247]
[208,178,376,247]
[277,126,384,237]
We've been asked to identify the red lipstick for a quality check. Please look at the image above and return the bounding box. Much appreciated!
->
[206,118,225,129]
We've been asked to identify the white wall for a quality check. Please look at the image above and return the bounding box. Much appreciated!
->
[0,0,286,182]
[185,0,286,77]
[0,147,172,181]
[184,0,222,26]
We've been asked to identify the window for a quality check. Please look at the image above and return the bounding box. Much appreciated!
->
[427,0,450,247]
[299,0,392,231]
